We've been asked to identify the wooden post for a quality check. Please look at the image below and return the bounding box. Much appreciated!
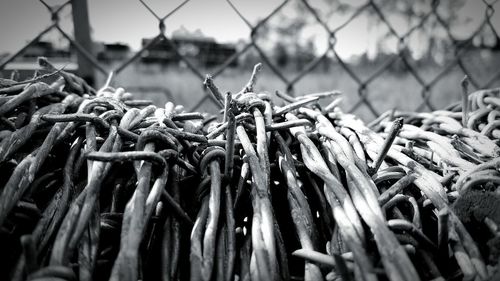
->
[71,0,95,86]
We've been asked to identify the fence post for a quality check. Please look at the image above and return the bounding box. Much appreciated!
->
[71,0,95,86]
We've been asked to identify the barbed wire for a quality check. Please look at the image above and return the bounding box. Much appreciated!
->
[1,0,499,119]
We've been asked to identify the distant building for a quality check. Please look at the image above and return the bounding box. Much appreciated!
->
[1,40,77,75]
[17,41,71,60]
[141,38,178,64]
[96,42,131,62]
[141,27,237,67]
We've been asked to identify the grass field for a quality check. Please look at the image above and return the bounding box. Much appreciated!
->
[96,57,500,121]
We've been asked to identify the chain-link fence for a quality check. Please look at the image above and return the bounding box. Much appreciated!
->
[1,0,499,120]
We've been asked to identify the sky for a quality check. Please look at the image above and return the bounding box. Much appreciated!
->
[0,0,498,60]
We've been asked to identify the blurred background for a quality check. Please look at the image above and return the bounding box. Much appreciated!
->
[1,0,499,121]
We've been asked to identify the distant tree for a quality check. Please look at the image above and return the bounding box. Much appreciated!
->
[254,0,482,70]
[256,2,314,70]
[295,39,316,70]
[273,42,289,68]
[372,0,470,63]
[319,0,469,64]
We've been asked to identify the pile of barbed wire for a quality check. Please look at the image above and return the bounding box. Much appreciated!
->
[1,59,499,281]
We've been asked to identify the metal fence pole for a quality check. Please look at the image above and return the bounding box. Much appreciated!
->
[71,0,95,86]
